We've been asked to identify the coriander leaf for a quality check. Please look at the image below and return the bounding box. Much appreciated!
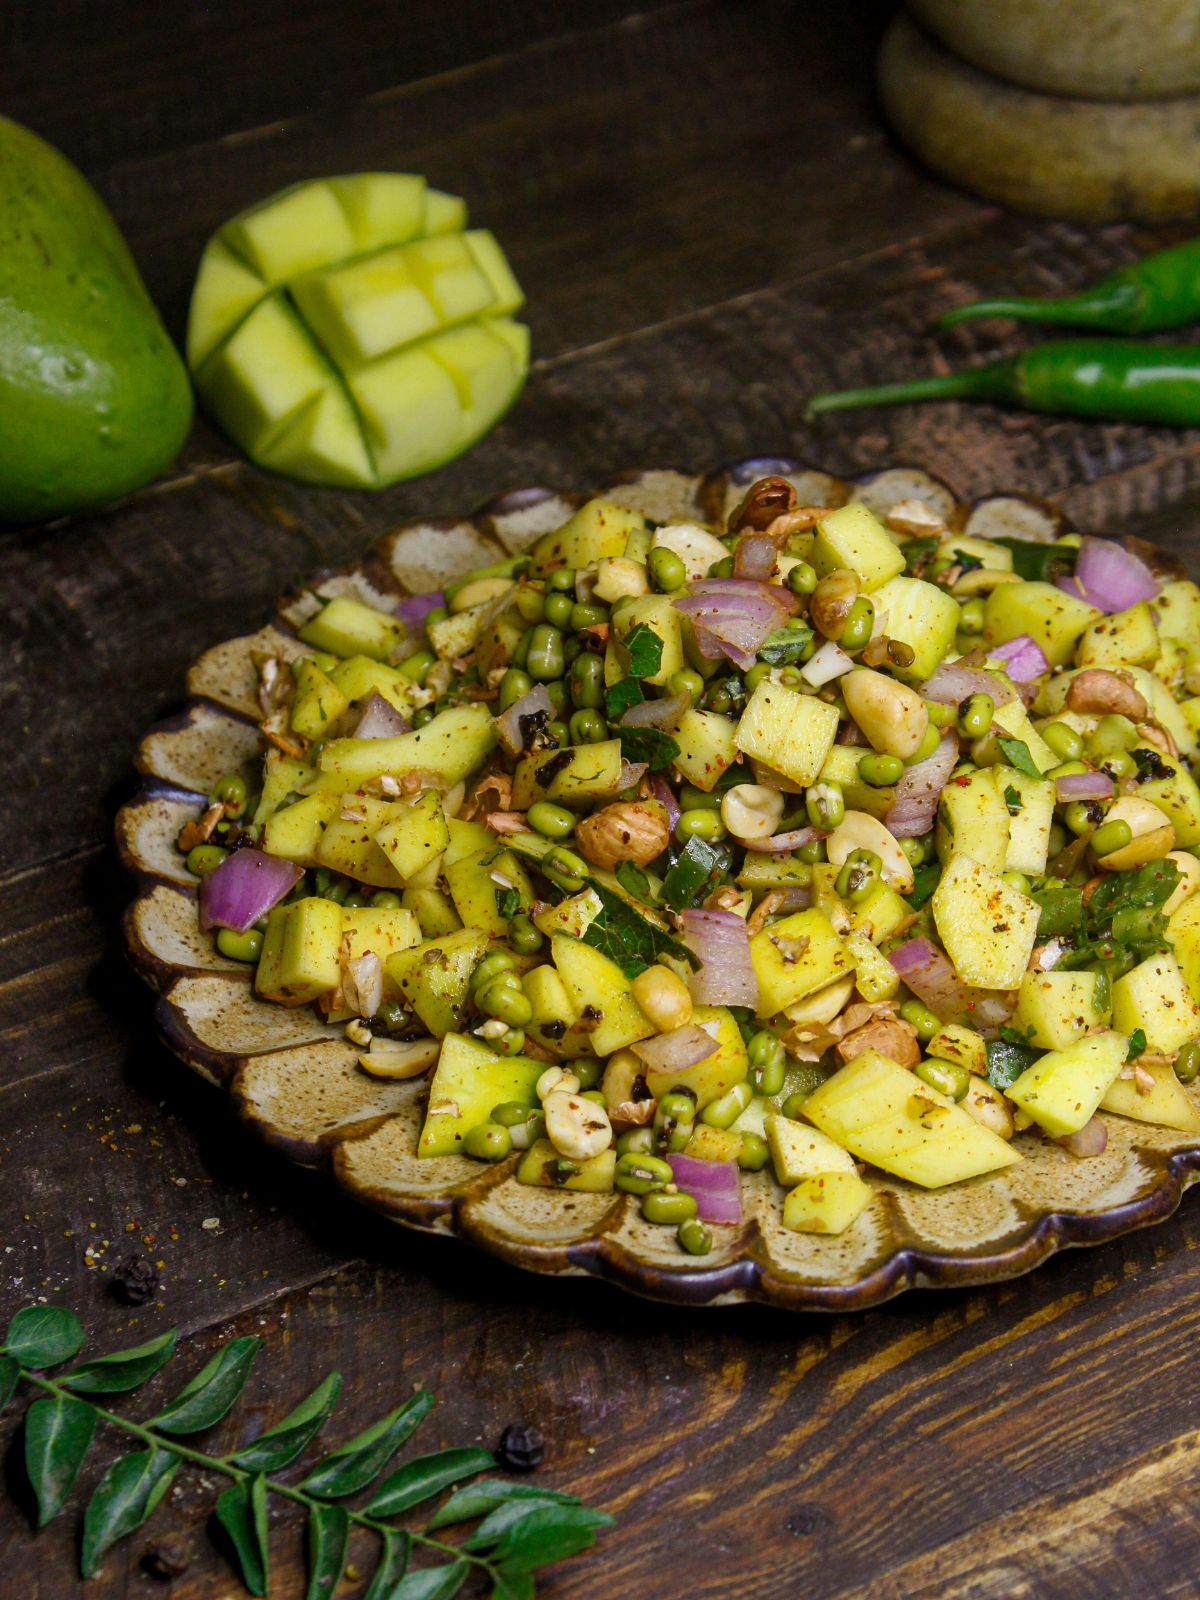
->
[985,1037,1041,1090]
[605,677,645,720]
[1127,1028,1148,1062]
[996,736,1042,778]
[3,1307,85,1370]
[583,881,698,974]
[24,1394,96,1526]
[624,623,664,680]
[999,1024,1036,1045]
[661,835,725,911]
[757,624,814,666]
[617,727,679,772]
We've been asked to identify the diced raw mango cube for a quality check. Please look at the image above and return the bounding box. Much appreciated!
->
[516,1138,616,1192]
[316,705,496,789]
[423,188,469,235]
[445,846,533,938]
[347,340,461,481]
[405,234,496,324]
[1005,1030,1127,1136]
[342,904,421,961]
[735,680,839,786]
[290,247,440,368]
[749,908,856,1016]
[642,1005,748,1108]
[328,172,427,251]
[984,581,1099,668]
[254,897,343,1005]
[1101,1061,1200,1134]
[937,769,1010,874]
[529,499,646,576]
[259,383,374,488]
[262,793,338,868]
[186,236,266,367]
[374,790,449,884]
[805,1049,1020,1187]
[418,1033,542,1156]
[1014,970,1108,1050]
[932,854,1040,991]
[870,575,959,681]
[811,502,905,591]
[385,928,489,1036]
[672,709,740,791]
[551,934,652,1057]
[1111,951,1200,1053]
[291,659,350,739]
[765,1112,855,1186]
[299,594,407,661]
[464,230,526,315]
[926,1022,987,1076]
[782,1171,873,1235]
[196,292,330,455]
[223,179,357,282]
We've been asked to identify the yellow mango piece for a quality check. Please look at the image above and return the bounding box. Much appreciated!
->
[516,1138,616,1193]
[643,1005,748,1108]
[764,1112,855,1186]
[374,790,449,884]
[782,1171,873,1235]
[419,1033,542,1157]
[1111,950,1200,1054]
[262,793,339,869]
[735,680,839,786]
[749,908,856,1017]
[1005,1030,1128,1137]
[551,934,652,1057]
[1014,970,1108,1050]
[932,854,1040,991]
[1101,1062,1200,1134]
[254,897,343,1005]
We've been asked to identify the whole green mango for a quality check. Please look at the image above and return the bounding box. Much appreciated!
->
[0,116,192,523]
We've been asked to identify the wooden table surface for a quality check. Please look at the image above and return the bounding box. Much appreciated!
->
[6,2,1200,1594]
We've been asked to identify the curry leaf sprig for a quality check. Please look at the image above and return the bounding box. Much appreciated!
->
[1,1305,613,1598]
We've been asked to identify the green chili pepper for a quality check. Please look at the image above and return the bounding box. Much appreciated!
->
[936,239,1200,335]
[806,341,1200,428]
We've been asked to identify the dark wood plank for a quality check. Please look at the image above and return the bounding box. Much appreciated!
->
[4,0,689,172]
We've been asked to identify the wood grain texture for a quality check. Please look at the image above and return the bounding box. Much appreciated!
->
[6,0,1200,1593]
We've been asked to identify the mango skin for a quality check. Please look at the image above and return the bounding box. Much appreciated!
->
[0,115,193,522]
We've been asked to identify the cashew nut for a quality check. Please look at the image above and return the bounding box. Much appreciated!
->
[1163,849,1200,915]
[1065,669,1149,721]
[543,1089,613,1162]
[841,668,929,759]
[826,809,916,894]
[961,1077,1014,1141]
[720,782,785,841]
[536,1065,581,1101]
[1094,796,1175,871]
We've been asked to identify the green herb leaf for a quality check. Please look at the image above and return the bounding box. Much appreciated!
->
[427,1477,581,1531]
[985,1037,1042,1090]
[214,1473,270,1596]
[491,1569,537,1600]
[62,1328,177,1395]
[999,1024,1036,1046]
[496,887,521,921]
[24,1394,96,1525]
[81,1446,178,1577]
[463,1495,581,1549]
[1127,1028,1148,1062]
[582,882,698,975]
[757,624,814,666]
[305,1501,349,1600]
[1003,785,1021,814]
[366,1445,495,1518]
[996,736,1042,778]
[661,835,725,911]
[1088,859,1179,924]
[364,1530,411,1600]
[614,860,656,904]
[624,623,664,680]
[232,1371,343,1473]
[605,677,644,720]
[902,536,939,577]
[151,1336,261,1435]
[3,1306,85,1369]
[994,538,1077,584]
[486,1503,616,1573]
[301,1390,434,1499]
[1033,885,1083,942]
[0,1355,21,1411]
[908,861,941,909]
[388,1562,469,1600]
[617,726,679,772]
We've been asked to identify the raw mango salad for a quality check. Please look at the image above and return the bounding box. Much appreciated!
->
[181,475,1200,1255]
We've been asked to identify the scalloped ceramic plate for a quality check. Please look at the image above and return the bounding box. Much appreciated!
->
[119,458,1200,1311]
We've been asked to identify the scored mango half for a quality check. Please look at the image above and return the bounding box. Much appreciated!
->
[186,174,528,488]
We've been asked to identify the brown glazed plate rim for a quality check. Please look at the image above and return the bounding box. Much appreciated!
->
[117,457,1200,1312]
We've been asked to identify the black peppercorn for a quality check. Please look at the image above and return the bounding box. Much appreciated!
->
[111,1255,159,1306]
[496,1422,544,1472]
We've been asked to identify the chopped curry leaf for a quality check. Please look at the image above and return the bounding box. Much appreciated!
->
[605,677,644,720]
[757,624,815,666]
[986,1037,1041,1090]
[624,624,664,681]
[1126,1028,1148,1062]
[996,736,1042,778]
[582,880,697,974]
[618,726,680,772]
[661,835,725,911]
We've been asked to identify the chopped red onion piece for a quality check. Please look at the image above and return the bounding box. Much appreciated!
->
[920,662,1015,707]
[733,533,776,582]
[1055,770,1113,802]
[963,990,1015,1035]
[648,773,681,833]
[199,849,302,934]
[1055,1117,1108,1158]
[692,621,756,673]
[667,1153,742,1224]
[885,732,958,838]
[682,909,760,1008]
[353,692,409,739]
[1055,536,1159,613]
[800,639,854,687]
[675,579,798,673]
[751,825,827,854]
[888,937,970,1021]
[493,683,554,757]
[620,692,690,729]
[396,590,444,632]
[616,761,648,790]
[988,634,1049,684]
[631,1023,721,1072]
